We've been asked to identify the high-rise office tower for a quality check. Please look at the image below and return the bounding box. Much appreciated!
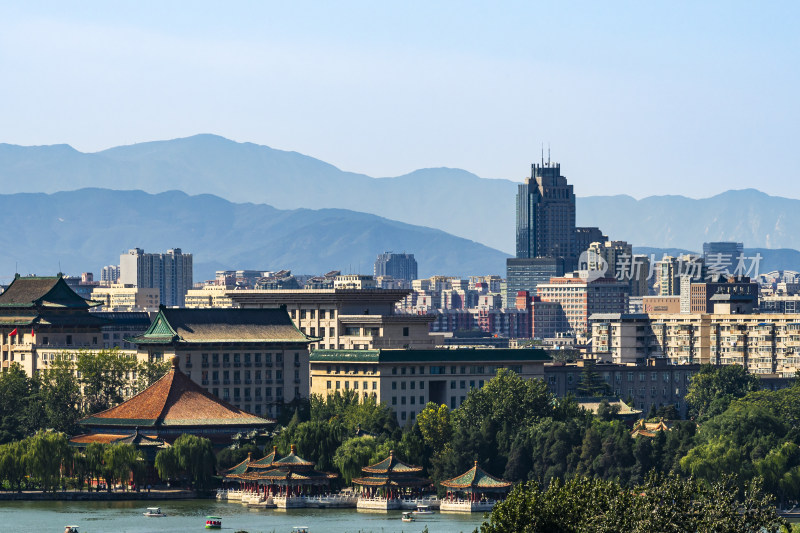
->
[703,242,744,277]
[515,160,576,263]
[119,248,193,307]
[374,252,418,282]
[507,159,577,306]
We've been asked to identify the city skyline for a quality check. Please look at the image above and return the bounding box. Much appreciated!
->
[2,2,798,199]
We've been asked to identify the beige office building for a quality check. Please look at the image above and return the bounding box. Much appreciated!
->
[227,289,437,351]
[309,348,550,423]
[90,284,160,311]
[185,285,237,309]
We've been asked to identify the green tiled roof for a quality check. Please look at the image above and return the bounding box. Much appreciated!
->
[0,276,99,309]
[310,348,551,363]
[362,452,422,474]
[440,462,512,490]
[130,307,314,345]
[222,457,251,476]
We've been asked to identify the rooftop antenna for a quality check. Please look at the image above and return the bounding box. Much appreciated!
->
[548,143,551,165]
[541,143,544,166]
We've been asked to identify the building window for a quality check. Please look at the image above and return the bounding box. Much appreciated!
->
[420,381,425,389]
[450,381,456,389]
[326,380,332,389]
[392,397,397,405]
[392,381,397,390]
[403,327,409,337]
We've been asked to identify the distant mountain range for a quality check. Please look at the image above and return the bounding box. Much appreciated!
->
[0,189,508,283]
[3,135,800,277]
[0,135,519,253]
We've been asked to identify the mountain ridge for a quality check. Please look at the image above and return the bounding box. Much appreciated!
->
[0,188,509,282]
[3,135,800,255]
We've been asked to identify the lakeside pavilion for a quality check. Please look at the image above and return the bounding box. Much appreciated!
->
[439,461,512,513]
[353,451,431,510]
[71,355,274,450]
[222,445,337,508]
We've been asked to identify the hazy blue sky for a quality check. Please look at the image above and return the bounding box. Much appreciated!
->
[1,1,798,198]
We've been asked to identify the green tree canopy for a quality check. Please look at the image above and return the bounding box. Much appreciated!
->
[685,364,759,421]
[77,348,138,414]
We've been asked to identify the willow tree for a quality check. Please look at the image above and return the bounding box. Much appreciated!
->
[24,430,72,492]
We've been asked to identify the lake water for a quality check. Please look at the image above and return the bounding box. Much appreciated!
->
[0,500,486,533]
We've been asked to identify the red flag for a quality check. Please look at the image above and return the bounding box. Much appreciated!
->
[9,328,17,336]
[31,328,35,337]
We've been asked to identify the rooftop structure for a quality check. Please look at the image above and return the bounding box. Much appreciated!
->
[74,355,273,447]
[353,451,431,510]
[130,307,315,418]
[440,461,512,513]
[0,275,108,377]
[223,445,337,508]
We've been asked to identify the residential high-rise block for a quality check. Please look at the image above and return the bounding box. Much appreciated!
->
[119,248,193,307]
[374,252,418,282]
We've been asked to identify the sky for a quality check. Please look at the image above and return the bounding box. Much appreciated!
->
[1,1,798,198]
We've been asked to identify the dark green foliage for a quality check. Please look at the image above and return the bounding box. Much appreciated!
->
[685,363,759,421]
[217,444,262,470]
[479,473,786,533]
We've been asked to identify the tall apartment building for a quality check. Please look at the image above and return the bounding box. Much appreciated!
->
[588,312,800,377]
[100,265,121,286]
[374,253,418,282]
[119,248,193,307]
[536,273,629,338]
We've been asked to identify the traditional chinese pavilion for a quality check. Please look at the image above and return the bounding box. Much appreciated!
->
[352,451,431,510]
[72,355,274,448]
[440,461,512,512]
[222,445,337,508]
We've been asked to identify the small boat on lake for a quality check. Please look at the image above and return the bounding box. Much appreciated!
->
[205,516,222,529]
[64,527,80,533]
[401,512,415,522]
[292,527,310,533]
[143,507,166,517]
[412,504,435,516]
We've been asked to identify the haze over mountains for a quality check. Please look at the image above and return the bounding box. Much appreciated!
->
[2,134,800,278]
[0,189,508,282]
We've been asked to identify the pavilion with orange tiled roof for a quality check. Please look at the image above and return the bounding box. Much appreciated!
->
[71,355,274,449]
[439,461,512,513]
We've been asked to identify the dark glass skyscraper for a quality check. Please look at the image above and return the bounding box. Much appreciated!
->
[515,161,576,263]
[506,160,576,305]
